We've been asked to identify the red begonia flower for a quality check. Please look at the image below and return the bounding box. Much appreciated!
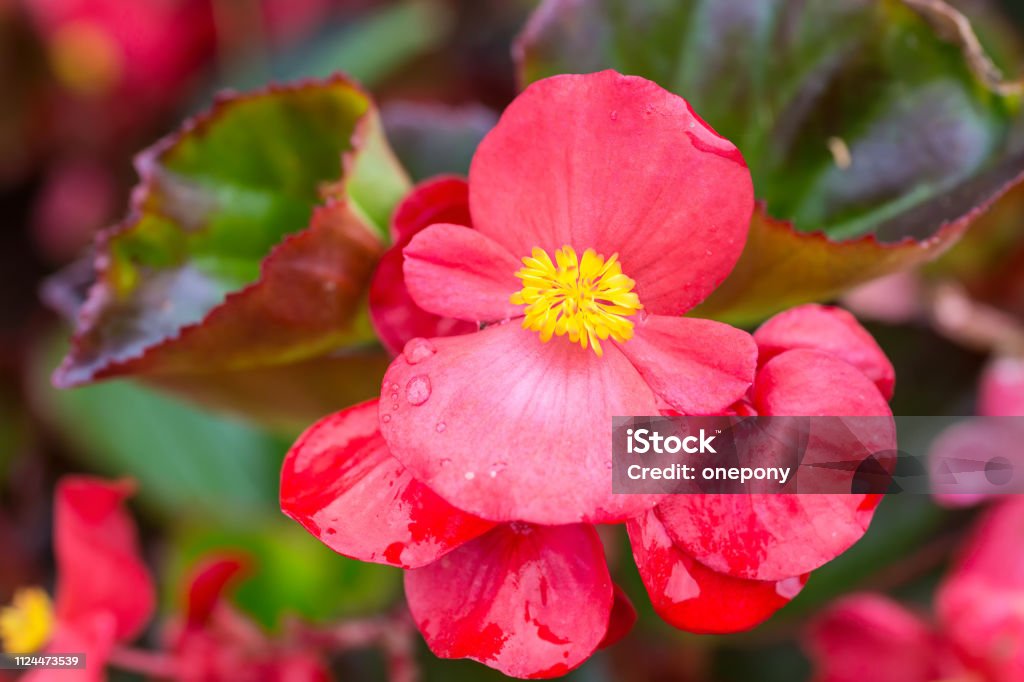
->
[379,70,757,525]
[627,510,805,634]
[280,399,494,568]
[806,594,951,682]
[936,498,1024,682]
[369,177,477,354]
[14,478,155,682]
[403,522,613,679]
[170,556,329,682]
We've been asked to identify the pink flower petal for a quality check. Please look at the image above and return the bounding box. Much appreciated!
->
[627,510,802,634]
[379,322,664,524]
[469,70,752,315]
[937,498,1024,682]
[183,555,247,629]
[54,477,155,643]
[390,175,472,243]
[370,177,477,354]
[929,418,1024,508]
[404,523,612,679]
[616,315,756,414]
[979,354,1024,416]
[754,305,895,399]
[807,594,945,682]
[403,224,523,323]
[281,400,495,568]
[656,351,894,581]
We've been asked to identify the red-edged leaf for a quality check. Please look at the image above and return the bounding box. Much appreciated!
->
[50,75,408,390]
[518,1,1024,324]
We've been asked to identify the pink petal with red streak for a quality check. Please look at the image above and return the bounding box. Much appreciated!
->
[281,400,494,568]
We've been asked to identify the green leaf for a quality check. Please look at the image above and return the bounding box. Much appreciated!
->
[32,332,280,523]
[51,76,409,388]
[518,0,1024,322]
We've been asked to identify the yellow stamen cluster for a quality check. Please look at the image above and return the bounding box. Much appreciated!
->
[0,587,54,654]
[510,245,643,356]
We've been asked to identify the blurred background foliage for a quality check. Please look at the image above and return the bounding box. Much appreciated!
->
[2,0,1024,680]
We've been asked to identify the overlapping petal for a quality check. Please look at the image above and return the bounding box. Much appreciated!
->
[598,586,637,649]
[54,477,155,643]
[468,70,753,315]
[402,224,522,323]
[627,511,803,633]
[754,305,895,399]
[280,400,494,568]
[404,523,612,679]
[370,177,477,354]
[616,315,757,415]
[807,594,946,682]
[656,351,894,581]
[378,322,664,524]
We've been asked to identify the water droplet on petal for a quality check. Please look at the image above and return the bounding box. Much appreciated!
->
[406,375,431,405]
[382,414,391,423]
[610,110,618,121]
[489,470,497,478]
[391,401,399,411]
[464,471,475,480]
[435,422,447,433]
[390,391,399,402]
[403,338,437,365]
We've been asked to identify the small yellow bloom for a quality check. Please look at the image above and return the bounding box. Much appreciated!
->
[0,587,54,654]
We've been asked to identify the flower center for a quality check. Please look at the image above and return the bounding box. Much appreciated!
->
[0,587,54,654]
[510,245,643,356]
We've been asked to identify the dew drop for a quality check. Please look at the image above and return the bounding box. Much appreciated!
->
[609,110,618,121]
[464,471,476,480]
[435,422,447,433]
[382,414,391,423]
[390,391,399,402]
[390,383,399,392]
[403,338,437,365]
[689,121,696,129]
[391,401,399,411]
[406,375,431,405]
